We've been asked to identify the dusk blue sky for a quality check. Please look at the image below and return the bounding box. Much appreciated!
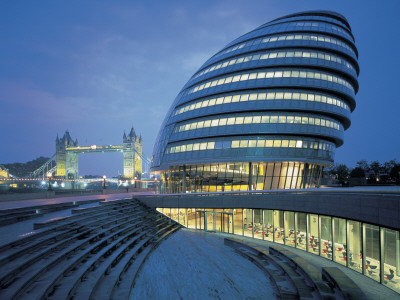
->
[1,1,399,177]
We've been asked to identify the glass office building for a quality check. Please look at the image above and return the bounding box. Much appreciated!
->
[151,10,359,193]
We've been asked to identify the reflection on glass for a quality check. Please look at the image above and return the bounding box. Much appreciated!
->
[382,228,400,293]
[274,210,284,244]
[244,209,253,237]
[308,214,319,254]
[179,208,187,226]
[320,216,332,260]
[364,224,380,281]
[284,211,295,247]
[196,210,204,230]
[333,217,347,266]
[232,209,243,235]
[348,220,362,273]
[263,210,273,242]
[253,209,263,239]
[187,208,196,229]
[296,212,307,251]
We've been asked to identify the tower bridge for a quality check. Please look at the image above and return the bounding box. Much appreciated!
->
[56,127,148,179]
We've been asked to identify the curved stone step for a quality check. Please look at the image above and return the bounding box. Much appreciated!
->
[115,224,181,300]
[270,246,336,299]
[46,219,155,300]
[0,208,145,295]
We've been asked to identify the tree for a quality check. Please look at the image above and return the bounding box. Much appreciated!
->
[356,160,369,172]
[369,160,381,176]
[390,164,400,183]
[350,167,365,178]
[331,164,349,184]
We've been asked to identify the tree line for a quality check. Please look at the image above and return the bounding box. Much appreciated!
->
[327,159,400,185]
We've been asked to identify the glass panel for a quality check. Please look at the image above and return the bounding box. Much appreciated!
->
[253,209,263,239]
[164,208,171,219]
[244,209,253,237]
[263,210,273,242]
[179,208,187,226]
[233,209,243,235]
[284,211,295,247]
[382,228,400,293]
[320,216,332,260]
[296,212,307,251]
[187,208,196,229]
[274,210,284,244]
[333,217,347,266]
[308,214,319,254]
[364,224,380,282]
[348,220,362,273]
[205,210,220,231]
[171,208,179,223]
[196,210,204,230]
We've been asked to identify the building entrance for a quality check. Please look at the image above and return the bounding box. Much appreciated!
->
[203,211,233,233]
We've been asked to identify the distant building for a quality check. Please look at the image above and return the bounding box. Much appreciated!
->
[123,127,143,179]
[0,165,9,178]
[151,11,359,193]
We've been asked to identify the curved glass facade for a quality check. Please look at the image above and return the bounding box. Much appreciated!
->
[151,11,359,193]
[158,207,400,294]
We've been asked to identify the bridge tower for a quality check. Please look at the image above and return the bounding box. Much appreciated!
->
[123,126,143,179]
[56,130,79,179]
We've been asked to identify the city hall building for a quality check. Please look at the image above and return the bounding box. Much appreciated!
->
[151,10,358,194]
[148,11,400,294]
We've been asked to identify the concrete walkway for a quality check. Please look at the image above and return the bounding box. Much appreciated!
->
[133,229,277,300]
[0,191,153,210]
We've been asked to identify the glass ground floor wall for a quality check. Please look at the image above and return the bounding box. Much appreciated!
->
[156,161,323,194]
[158,207,400,294]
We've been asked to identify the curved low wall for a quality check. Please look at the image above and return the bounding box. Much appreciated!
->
[136,188,400,294]
[136,188,400,230]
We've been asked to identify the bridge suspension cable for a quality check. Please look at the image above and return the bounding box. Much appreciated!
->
[28,154,57,178]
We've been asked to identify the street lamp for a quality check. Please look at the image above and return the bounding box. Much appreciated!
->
[103,175,107,190]
[47,172,52,191]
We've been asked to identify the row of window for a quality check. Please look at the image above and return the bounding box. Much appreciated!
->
[294,21,352,39]
[213,33,356,60]
[158,162,321,192]
[159,208,399,294]
[175,114,342,133]
[193,49,355,80]
[188,69,355,95]
[174,91,350,116]
[166,138,334,154]
[264,15,349,31]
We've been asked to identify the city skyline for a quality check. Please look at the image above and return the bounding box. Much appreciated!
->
[1,1,399,177]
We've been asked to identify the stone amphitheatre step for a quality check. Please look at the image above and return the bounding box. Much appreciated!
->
[0,208,145,291]
[224,238,298,299]
[0,205,142,269]
[92,220,177,300]
[39,219,156,300]
[71,228,156,300]
[266,251,318,299]
[0,199,178,300]
[33,200,139,229]
[113,223,181,300]
[322,267,367,300]
[0,199,102,227]
[270,246,336,299]
[1,211,150,299]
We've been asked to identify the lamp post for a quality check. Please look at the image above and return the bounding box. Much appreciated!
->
[47,172,52,191]
[103,175,107,191]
